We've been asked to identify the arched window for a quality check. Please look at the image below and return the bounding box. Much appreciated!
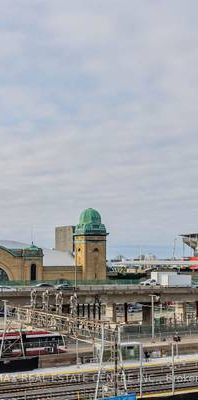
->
[0,268,9,281]
[30,264,37,281]
[93,248,99,280]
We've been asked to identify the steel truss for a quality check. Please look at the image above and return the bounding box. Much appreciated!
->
[0,301,25,359]
[7,305,114,343]
[94,324,127,399]
[6,305,128,398]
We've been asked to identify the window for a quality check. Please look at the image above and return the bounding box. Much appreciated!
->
[31,264,37,281]
[0,268,9,281]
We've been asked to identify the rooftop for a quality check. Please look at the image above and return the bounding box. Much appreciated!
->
[75,207,107,236]
[0,240,74,267]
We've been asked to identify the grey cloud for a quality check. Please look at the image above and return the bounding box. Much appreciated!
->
[0,1,197,255]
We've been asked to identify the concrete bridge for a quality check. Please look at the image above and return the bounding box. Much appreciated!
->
[1,285,198,304]
[114,259,198,266]
[1,285,198,325]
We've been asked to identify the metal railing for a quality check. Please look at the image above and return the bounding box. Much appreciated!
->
[0,277,198,286]
[122,321,198,339]
[0,278,141,286]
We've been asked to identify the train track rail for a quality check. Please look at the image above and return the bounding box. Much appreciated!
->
[1,361,198,399]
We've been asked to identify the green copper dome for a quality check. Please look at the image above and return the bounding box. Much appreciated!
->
[79,208,101,225]
[25,243,39,251]
[23,242,43,257]
[75,208,106,236]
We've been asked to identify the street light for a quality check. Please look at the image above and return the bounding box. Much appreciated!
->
[172,237,177,260]
[149,295,160,341]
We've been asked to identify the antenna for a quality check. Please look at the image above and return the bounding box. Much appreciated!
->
[31,225,34,244]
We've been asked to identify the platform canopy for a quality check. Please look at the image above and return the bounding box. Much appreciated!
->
[180,233,198,254]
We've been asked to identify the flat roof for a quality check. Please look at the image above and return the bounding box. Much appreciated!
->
[180,233,198,237]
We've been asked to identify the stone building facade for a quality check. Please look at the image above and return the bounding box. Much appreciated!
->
[74,208,107,280]
[55,225,75,253]
[0,244,43,282]
[0,208,107,283]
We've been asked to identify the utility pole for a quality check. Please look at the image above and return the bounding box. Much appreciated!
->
[139,343,143,398]
[172,237,177,260]
[0,300,8,358]
[94,324,127,400]
[114,328,118,397]
[149,294,159,341]
[151,295,155,340]
[172,342,175,395]
[70,292,78,365]
[75,263,77,291]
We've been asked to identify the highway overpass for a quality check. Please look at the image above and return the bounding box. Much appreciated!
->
[112,259,198,266]
[2,284,198,305]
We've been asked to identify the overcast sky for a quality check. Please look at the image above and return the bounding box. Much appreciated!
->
[0,0,197,256]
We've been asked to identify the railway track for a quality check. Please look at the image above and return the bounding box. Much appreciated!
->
[1,361,198,399]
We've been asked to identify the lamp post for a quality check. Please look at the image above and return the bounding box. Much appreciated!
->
[149,295,159,341]
[172,238,177,260]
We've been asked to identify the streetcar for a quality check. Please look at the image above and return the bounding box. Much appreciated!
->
[0,330,67,357]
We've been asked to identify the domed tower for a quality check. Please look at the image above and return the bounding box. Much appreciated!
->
[74,208,108,281]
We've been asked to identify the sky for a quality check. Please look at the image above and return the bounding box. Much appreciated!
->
[0,0,197,258]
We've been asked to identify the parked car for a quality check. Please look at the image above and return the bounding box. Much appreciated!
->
[0,286,17,291]
[56,283,73,290]
[34,283,54,288]
[140,279,159,286]
[128,303,142,313]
